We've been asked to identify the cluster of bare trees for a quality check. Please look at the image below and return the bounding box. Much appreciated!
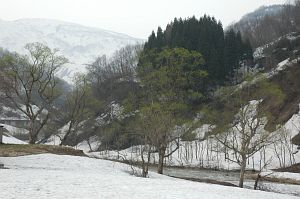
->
[87,44,143,86]
[273,127,298,168]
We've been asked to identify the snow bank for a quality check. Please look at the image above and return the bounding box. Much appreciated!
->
[76,136,101,152]
[0,154,297,199]
[0,124,28,135]
[44,123,70,145]
[261,172,300,181]
[2,134,27,144]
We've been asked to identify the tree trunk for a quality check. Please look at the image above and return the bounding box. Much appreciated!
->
[29,133,37,144]
[157,147,166,174]
[239,157,247,188]
[254,174,261,190]
[141,147,147,177]
[60,122,73,146]
[29,120,37,144]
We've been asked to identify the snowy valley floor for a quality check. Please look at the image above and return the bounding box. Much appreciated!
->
[0,154,299,199]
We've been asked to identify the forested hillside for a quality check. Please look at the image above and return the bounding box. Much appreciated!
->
[144,16,252,86]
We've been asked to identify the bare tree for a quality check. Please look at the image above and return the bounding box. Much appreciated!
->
[87,44,143,87]
[137,104,182,174]
[216,100,276,187]
[253,157,273,190]
[60,74,100,146]
[0,42,68,144]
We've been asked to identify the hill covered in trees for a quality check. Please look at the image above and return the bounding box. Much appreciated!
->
[143,16,253,87]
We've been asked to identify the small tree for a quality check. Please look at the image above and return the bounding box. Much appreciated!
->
[126,103,180,176]
[140,104,180,174]
[216,100,275,187]
[205,79,284,188]
[0,43,68,144]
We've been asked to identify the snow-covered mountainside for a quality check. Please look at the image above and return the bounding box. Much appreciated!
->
[0,18,143,83]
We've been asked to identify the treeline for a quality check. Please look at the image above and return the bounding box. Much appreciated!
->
[87,44,142,103]
[144,15,253,86]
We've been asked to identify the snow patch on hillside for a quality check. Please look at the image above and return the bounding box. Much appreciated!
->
[2,134,27,144]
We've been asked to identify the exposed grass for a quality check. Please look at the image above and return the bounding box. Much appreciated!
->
[168,175,238,187]
[0,144,86,157]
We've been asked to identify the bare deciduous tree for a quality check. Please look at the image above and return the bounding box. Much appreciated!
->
[60,74,101,146]
[216,100,276,187]
[0,42,68,144]
[138,104,181,174]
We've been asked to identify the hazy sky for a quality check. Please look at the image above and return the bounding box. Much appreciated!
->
[0,0,287,39]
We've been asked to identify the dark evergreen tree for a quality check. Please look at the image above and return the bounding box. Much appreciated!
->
[156,27,165,50]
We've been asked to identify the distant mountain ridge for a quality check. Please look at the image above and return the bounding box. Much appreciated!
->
[228,4,284,32]
[239,5,284,22]
[0,18,143,83]
[229,3,300,48]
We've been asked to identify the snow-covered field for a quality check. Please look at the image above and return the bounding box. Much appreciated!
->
[0,154,298,199]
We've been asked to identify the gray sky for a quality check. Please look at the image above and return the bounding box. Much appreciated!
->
[0,0,287,39]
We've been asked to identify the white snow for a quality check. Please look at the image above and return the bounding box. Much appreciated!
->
[2,134,27,144]
[0,124,28,135]
[253,32,300,60]
[236,57,300,92]
[0,154,297,199]
[76,136,101,153]
[45,122,70,145]
[261,172,300,181]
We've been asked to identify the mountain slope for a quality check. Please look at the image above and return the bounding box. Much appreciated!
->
[230,3,300,48]
[0,18,143,82]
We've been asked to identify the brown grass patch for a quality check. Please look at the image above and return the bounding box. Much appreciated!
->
[0,144,86,157]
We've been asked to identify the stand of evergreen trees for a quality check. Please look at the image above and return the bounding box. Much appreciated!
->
[143,15,253,86]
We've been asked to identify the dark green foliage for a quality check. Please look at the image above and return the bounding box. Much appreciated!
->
[99,118,142,150]
[137,47,207,111]
[144,16,253,86]
[224,29,253,82]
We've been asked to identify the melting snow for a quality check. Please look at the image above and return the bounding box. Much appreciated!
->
[0,154,297,199]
